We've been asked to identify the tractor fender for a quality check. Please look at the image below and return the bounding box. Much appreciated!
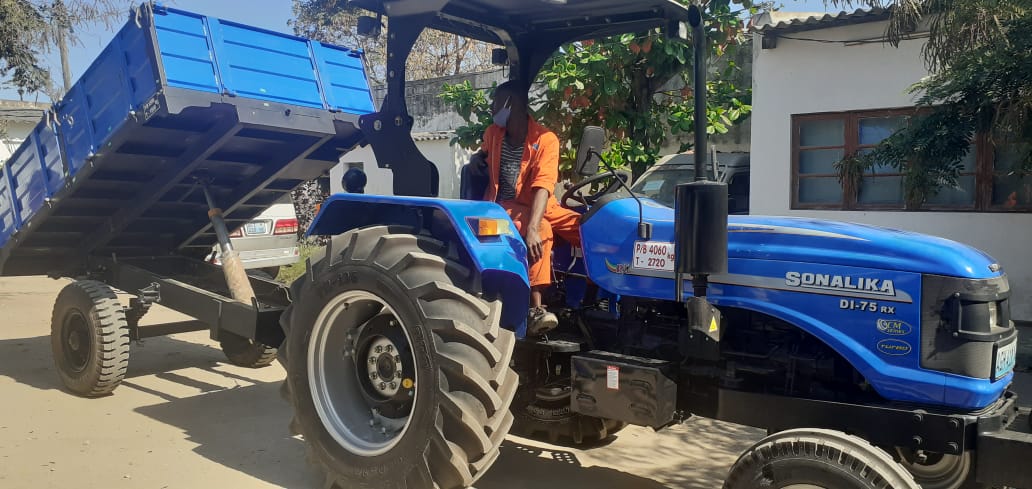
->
[307,193,531,336]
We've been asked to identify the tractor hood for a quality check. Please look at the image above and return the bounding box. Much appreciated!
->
[579,198,1002,281]
[724,216,1001,280]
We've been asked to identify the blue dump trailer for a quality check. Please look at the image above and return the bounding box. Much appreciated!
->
[0,3,374,388]
[0,4,372,268]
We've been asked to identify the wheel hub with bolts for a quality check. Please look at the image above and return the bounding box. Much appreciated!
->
[307,291,417,457]
[61,312,91,373]
[365,336,403,398]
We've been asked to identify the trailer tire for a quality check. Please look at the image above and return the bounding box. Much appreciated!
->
[724,428,920,489]
[50,280,130,397]
[283,226,518,489]
[219,333,278,368]
[512,387,626,446]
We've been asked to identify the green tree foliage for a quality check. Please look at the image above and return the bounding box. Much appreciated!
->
[441,0,759,178]
[829,0,1032,208]
[0,0,125,98]
[291,0,495,84]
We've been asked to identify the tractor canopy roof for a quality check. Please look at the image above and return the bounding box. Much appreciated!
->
[348,0,694,46]
[347,0,699,198]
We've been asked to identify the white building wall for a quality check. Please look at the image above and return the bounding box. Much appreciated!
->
[751,21,1032,320]
[330,138,473,199]
[0,121,36,164]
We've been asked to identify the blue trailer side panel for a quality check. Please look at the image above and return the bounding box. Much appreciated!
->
[311,43,376,114]
[5,119,62,227]
[209,19,327,108]
[0,165,17,245]
[36,119,64,197]
[152,8,221,93]
[58,84,97,177]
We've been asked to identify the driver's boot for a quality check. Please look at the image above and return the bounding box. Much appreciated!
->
[528,306,559,336]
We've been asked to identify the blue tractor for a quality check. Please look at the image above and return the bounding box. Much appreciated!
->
[275,2,1027,489]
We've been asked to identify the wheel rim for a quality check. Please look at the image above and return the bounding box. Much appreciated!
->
[62,311,91,373]
[896,448,971,489]
[308,290,417,457]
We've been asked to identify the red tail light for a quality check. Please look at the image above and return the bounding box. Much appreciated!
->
[274,218,299,235]
[229,227,243,238]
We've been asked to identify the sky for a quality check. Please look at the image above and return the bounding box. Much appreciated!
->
[0,0,839,102]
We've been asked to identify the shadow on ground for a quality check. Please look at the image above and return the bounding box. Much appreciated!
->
[0,333,234,394]
[478,441,675,489]
[128,378,318,489]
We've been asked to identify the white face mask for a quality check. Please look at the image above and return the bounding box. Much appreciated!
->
[493,97,512,128]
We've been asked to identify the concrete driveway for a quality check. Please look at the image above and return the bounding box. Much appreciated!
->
[0,276,763,489]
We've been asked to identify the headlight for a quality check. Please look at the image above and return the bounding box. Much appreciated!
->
[988,301,998,330]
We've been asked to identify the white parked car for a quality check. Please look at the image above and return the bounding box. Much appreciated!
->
[209,197,300,278]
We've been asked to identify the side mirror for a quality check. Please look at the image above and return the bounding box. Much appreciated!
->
[574,126,605,176]
[491,48,508,66]
[666,20,688,40]
[357,15,382,38]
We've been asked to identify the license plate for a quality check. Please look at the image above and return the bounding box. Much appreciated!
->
[244,221,269,236]
[632,241,675,272]
[995,340,1017,379]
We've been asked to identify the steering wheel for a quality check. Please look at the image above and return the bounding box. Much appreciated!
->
[560,170,630,210]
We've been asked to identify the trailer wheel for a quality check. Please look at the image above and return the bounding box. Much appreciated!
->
[283,226,518,489]
[219,333,277,368]
[513,386,626,446]
[895,449,982,489]
[50,280,130,397]
[724,428,920,489]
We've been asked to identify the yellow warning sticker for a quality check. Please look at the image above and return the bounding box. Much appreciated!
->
[709,317,719,333]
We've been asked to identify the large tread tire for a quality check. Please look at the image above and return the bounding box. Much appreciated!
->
[512,392,626,446]
[724,428,920,489]
[50,280,130,397]
[219,333,278,368]
[282,225,518,489]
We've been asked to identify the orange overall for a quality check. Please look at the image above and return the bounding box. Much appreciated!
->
[481,117,581,287]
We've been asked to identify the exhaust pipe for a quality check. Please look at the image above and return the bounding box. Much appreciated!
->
[674,5,728,344]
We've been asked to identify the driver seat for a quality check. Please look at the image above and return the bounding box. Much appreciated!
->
[459,163,488,201]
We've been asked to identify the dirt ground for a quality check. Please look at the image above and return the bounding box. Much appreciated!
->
[0,276,765,489]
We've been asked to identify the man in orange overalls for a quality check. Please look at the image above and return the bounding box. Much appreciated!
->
[477,81,582,335]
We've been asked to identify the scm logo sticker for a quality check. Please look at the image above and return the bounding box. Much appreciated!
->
[876,319,912,336]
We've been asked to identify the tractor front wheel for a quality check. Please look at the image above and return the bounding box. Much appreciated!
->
[724,428,920,489]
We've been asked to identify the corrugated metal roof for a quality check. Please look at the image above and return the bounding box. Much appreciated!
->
[0,100,49,124]
[412,131,453,142]
[754,7,891,34]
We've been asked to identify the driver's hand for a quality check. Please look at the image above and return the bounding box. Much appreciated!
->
[526,229,544,263]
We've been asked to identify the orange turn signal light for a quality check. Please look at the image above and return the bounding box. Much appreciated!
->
[475,218,511,237]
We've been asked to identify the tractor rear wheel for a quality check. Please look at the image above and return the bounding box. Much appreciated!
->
[724,428,920,489]
[282,226,518,489]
